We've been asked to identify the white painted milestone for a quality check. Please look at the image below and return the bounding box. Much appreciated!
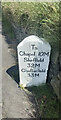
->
[17,35,51,87]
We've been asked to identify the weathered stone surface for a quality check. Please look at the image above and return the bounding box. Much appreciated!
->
[17,35,51,87]
[50,51,61,99]
[51,71,61,100]
[51,77,59,98]
[59,53,61,71]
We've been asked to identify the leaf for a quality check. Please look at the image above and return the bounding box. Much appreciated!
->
[19,84,24,89]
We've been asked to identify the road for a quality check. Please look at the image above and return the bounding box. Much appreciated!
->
[0,21,2,119]
[1,23,40,118]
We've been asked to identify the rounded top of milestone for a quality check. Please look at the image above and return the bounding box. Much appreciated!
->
[17,35,51,50]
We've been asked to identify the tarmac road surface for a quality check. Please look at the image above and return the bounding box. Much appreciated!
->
[2,23,40,118]
[0,21,2,120]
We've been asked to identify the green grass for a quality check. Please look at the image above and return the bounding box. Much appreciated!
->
[0,2,2,21]
[10,68,60,118]
[28,84,59,118]
[2,15,15,39]
[2,2,60,118]
[2,2,59,52]
[9,68,60,118]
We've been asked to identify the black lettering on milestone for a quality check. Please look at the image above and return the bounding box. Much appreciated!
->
[44,52,49,56]
[28,73,34,77]
[35,64,40,67]
[19,51,24,56]
[38,52,49,56]
[38,52,44,56]
[31,44,35,50]
[21,68,26,72]
[27,63,30,67]
[24,57,27,62]
[35,73,39,77]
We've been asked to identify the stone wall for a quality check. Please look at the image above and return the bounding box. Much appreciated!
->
[51,52,61,100]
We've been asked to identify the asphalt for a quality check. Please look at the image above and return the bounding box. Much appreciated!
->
[1,23,40,118]
[0,21,2,119]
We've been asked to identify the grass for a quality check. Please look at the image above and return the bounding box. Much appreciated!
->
[11,69,60,118]
[2,14,15,39]
[2,2,60,118]
[28,84,59,118]
[0,2,2,21]
[2,2,59,52]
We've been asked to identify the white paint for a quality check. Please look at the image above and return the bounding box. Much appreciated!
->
[17,35,51,87]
